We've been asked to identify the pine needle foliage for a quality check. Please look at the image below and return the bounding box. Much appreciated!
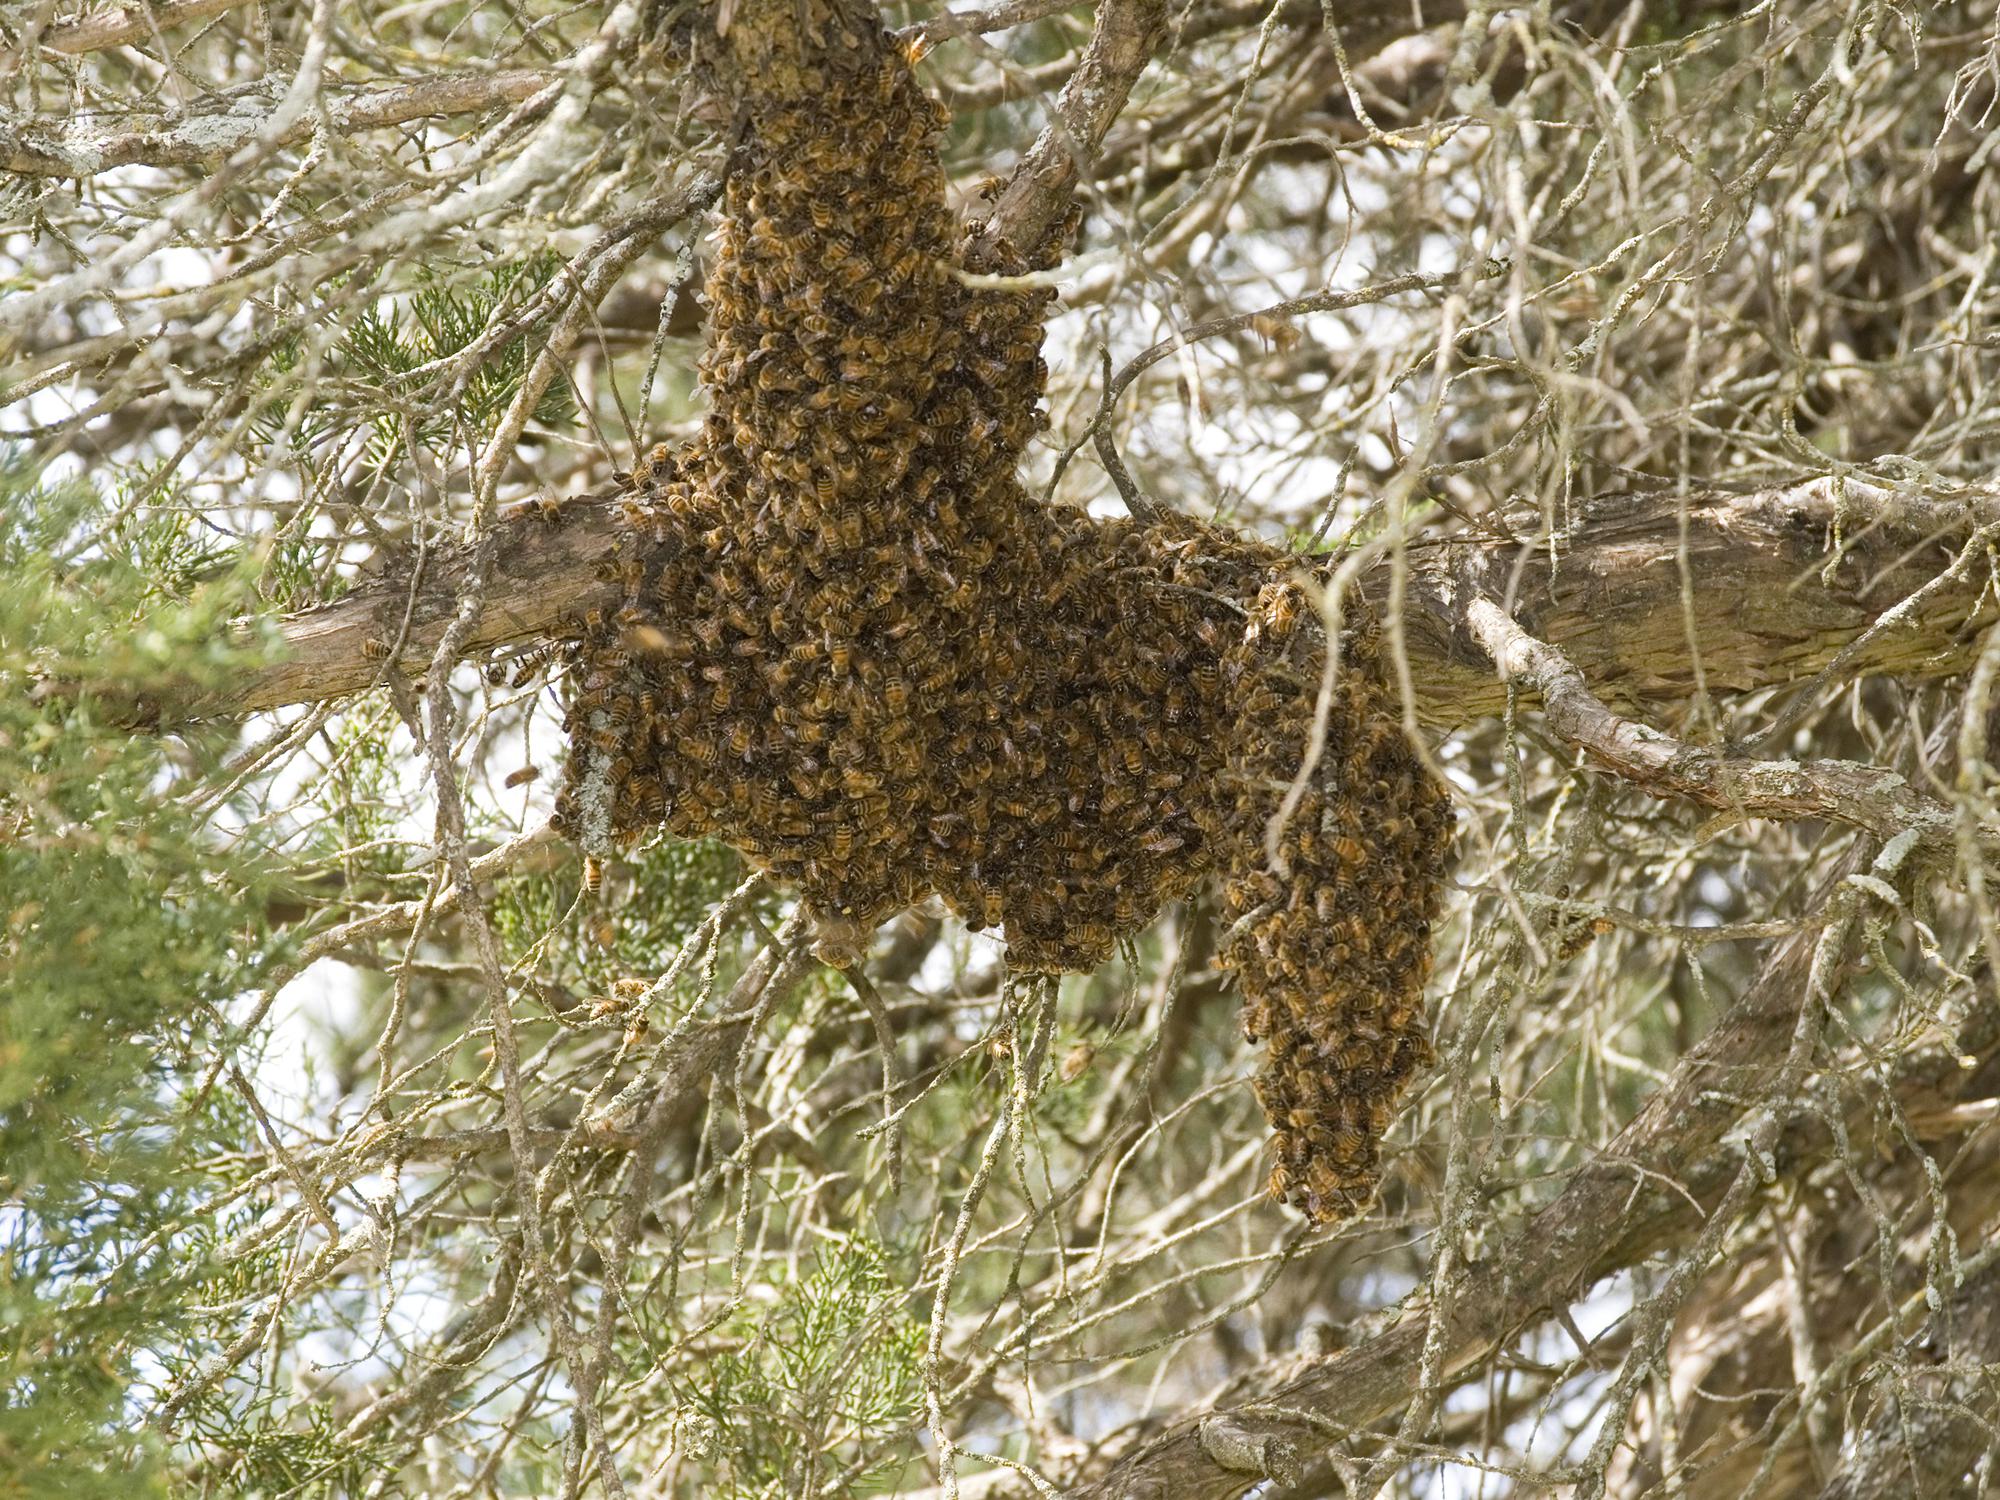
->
[0,453,287,1498]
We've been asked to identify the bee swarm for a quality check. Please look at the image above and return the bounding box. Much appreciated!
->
[550,7,1455,1222]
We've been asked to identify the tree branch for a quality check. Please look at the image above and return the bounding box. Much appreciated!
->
[2,0,256,60]
[1464,594,1965,851]
[3,69,555,177]
[971,0,1169,260]
[904,0,1090,48]
[140,476,1995,731]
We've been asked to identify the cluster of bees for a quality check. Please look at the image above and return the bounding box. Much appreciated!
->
[549,20,1455,1220]
[1216,588,1455,1220]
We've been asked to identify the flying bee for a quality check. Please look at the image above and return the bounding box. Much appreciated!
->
[582,856,604,895]
[504,765,540,789]
[361,637,391,661]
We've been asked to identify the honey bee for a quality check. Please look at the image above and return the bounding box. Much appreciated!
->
[362,637,391,661]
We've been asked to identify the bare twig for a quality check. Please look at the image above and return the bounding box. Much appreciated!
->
[1463,594,1969,853]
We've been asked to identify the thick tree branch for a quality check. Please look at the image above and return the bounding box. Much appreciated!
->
[137,484,624,723]
[1813,1248,2000,1500]
[1410,478,1998,724]
[150,476,1995,730]
[972,0,1169,260]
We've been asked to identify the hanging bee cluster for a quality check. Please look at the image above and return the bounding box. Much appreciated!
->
[549,8,1455,1219]
[1216,585,1456,1220]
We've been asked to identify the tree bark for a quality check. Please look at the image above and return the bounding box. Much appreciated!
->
[153,477,1994,730]
[1813,1250,2000,1500]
